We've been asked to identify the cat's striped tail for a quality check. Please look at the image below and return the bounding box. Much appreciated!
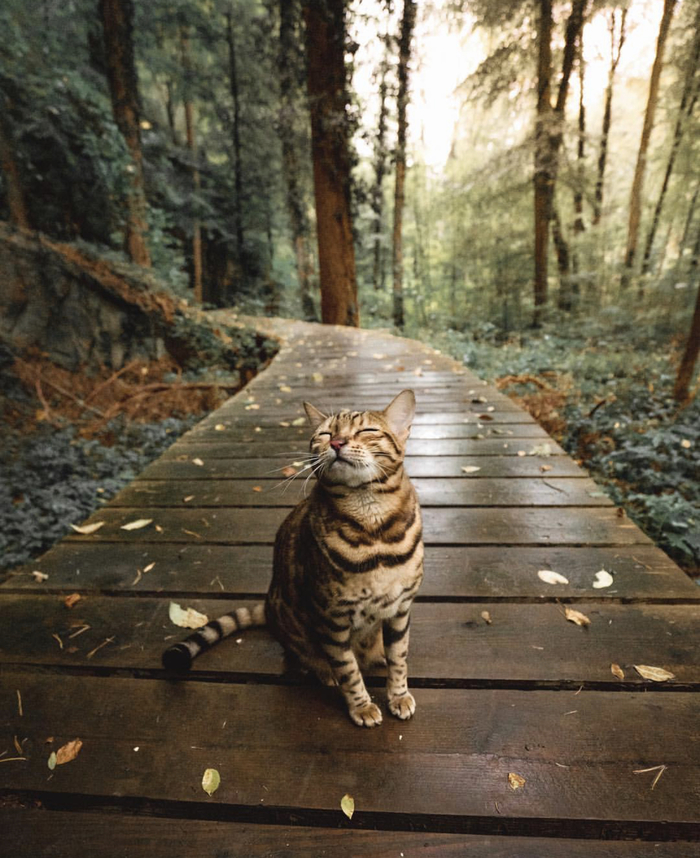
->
[162,604,266,672]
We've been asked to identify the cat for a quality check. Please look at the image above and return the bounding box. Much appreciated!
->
[162,389,423,728]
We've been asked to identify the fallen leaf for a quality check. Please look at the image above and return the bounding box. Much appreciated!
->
[537,570,569,585]
[461,466,481,474]
[481,610,492,625]
[169,601,209,629]
[634,664,675,682]
[252,486,263,492]
[55,738,83,765]
[508,772,526,791]
[341,793,355,819]
[214,424,226,431]
[681,439,692,449]
[413,367,423,376]
[372,353,387,360]
[143,563,155,576]
[245,404,260,410]
[311,372,323,383]
[202,767,221,796]
[279,421,290,427]
[291,417,306,426]
[279,385,292,393]
[540,464,552,472]
[64,593,82,609]
[517,450,527,457]
[282,466,297,477]
[192,458,204,466]
[183,495,195,503]
[120,518,153,531]
[47,752,57,770]
[32,571,49,582]
[611,663,625,680]
[529,443,552,457]
[592,569,614,589]
[70,521,105,535]
[564,607,591,627]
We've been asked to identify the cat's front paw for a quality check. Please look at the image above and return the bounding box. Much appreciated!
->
[388,691,416,720]
[349,701,383,728]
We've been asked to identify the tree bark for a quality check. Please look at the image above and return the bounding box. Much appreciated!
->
[0,104,31,230]
[180,26,203,303]
[303,0,359,327]
[225,9,245,264]
[673,280,700,403]
[552,202,573,311]
[392,0,417,329]
[641,8,700,277]
[278,0,316,320]
[532,0,586,326]
[593,7,627,225]
[100,0,151,267]
[621,0,677,289]
[573,36,585,236]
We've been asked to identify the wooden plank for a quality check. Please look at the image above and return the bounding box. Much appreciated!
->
[109,477,612,508]
[2,675,700,831]
[1,596,696,684]
[191,410,538,428]
[0,810,689,857]
[179,423,549,443]
[63,506,650,546]
[159,438,566,458]
[140,455,586,480]
[6,544,694,600]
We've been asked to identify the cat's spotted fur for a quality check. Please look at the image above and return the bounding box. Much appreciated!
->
[162,389,423,727]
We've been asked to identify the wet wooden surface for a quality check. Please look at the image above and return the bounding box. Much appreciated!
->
[1,317,698,854]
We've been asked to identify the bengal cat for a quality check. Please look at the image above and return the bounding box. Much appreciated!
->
[162,389,423,728]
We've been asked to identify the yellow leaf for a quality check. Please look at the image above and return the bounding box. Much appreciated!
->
[168,601,209,629]
[70,521,105,535]
[120,518,153,531]
[311,372,323,383]
[564,607,591,627]
[508,772,526,790]
[291,417,306,426]
[202,767,221,796]
[480,610,492,625]
[340,793,355,819]
[252,486,263,492]
[634,664,675,682]
[55,738,83,765]
[64,593,82,609]
[279,385,292,393]
[214,424,226,431]
[611,663,625,680]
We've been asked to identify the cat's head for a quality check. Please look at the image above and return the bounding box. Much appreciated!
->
[303,390,415,488]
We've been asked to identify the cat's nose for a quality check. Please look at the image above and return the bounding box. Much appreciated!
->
[330,437,347,451]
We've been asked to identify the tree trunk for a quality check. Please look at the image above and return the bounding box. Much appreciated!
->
[303,0,359,327]
[533,0,586,326]
[552,202,573,310]
[0,104,30,230]
[673,280,700,403]
[392,0,417,329]
[278,0,316,321]
[621,0,677,289]
[180,26,203,303]
[99,0,151,267]
[641,9,700,277]
[573,36,585,236]
[371,30,391,292]
[225,9,245,264]
[680,177,700,256]
[593,7,627,225]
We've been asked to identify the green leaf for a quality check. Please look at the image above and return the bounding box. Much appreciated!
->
[202,767,220,796]
[340,793,355,819]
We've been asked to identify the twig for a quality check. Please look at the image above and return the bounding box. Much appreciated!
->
[16,689,22,717]
[586,398,608,418]
[85,359,140,403]
[0,757,27,764]
[34,377,54,421]
[542,479,565,493]
[633,764,667,790]
[86,636,115,659]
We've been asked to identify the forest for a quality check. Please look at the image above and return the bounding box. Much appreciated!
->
[0,0,698,573]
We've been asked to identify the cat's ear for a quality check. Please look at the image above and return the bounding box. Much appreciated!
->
[303,401,328,429]
[383,389,415,442]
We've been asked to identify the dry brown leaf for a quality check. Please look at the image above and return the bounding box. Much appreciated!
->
[564,607,591,627]
[70,521,105,535]
[252,486,263,492]
[183,495,195,503]
[611,663,625,680]
[634,664,675,682]
[55,738,83,765]
[540,464,552,472]
[32,571,49,582]
[279,385,292,393]
[281,466,297,477]
[508,772,526,791]
[517,450,527,457]
[64,593,82,609]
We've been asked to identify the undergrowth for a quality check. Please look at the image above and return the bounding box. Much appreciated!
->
[427,317,699,575]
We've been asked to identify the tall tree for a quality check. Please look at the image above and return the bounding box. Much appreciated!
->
[640,6,700,277]
[278,0,316,320]
[371,21,392,293]
[572,37,585,237]
[592,6,627,225]
[179,23,203,302]
[532,0,587,325]
[620,0,677,289]
[225,8,245,265]
[303,0,359,326]
[0,101,30,230]
[673,281,700,403]
[99,0,151,267]
[392,0,417,329]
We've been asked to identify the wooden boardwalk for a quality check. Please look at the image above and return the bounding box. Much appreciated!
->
[2,318,700,855]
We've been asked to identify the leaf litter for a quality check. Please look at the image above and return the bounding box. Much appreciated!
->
[341,793,355,819]
[537,570,569,585]
[611,663,625,680]
[592,569,614,589]
[55,738,83,765]
[508,772,526,790]
[121,518,153,531]
[634,665,675,682]
[169,601,209,629]
[202,767,221,796]
[70,521,105,535]
[564,607,591,627]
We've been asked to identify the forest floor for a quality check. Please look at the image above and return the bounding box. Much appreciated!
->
[0,315,278,579]
[426,316,699,576]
